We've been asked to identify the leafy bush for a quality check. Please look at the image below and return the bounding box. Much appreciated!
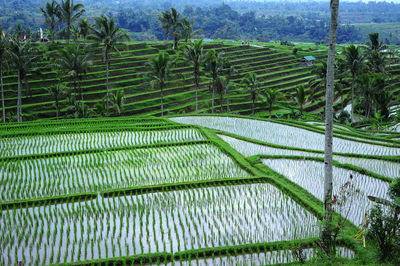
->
[367,178,400,263]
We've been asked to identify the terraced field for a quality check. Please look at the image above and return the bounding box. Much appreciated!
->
[0,41,350,121]
[1,115,397,265]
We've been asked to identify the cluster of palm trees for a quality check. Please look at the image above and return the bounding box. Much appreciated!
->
[309,33,397,123]
[39,0,86,44]
[146,39,240,116]
[157,8,201,50]
[0,12,129,122]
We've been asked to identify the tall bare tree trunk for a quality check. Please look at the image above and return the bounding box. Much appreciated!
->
[226,88,230,113]
[17,70,22,122]
[1,64,5,123]
[194,64,199,112]
[322,0,339,257]
[211,80,215,114]
[106,52,110,117]
[351,77,354,122]
[67,21,71,44]
[160,81,164,116]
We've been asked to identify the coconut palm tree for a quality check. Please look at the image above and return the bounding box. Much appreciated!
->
[241,72,262,115]
[262,88,281,117]
[204,50,227,113]
[58,0,85,43]
[357,73,388,117]
[89,15,130,116]
[374,90,395,119]
[52,44,92,103]
[179,18,202,43]
[342,44,364,122]
[180,39,205,112]
[108,90,125,116]
[294,85,306,116]
[158,8,182,49]
[78,18,90,40]
[367,33,386,53]
[322,0,339,257]
[308,61,327,102]
[145,52,174,116]
[8,38,38,122]
[216,76,236,113]
[0,28,9,123]
[47,81,68,119]
[39,0,61,44]
[158,10,172,42]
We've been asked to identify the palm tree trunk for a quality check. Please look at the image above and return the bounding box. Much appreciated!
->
[251,93,255,115]
[226,88,230,113]
[67,20,71,44]
[194,64,199,112]
[24,76,30,97]
[106,54,110,117]
[17,70,22,122]
[55,97,59,119]
[211,80,215,114]
[220,91,223,113]
[160,82,164,116]
[1,64,5,123]
[322,0,339,257]
[351,77,354,122]
[173,34,178,50]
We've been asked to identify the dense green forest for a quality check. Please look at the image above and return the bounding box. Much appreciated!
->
[1,0,400,43]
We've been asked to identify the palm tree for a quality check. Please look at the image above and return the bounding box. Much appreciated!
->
[78,18,90,40]
[241,72,262,115]
[39,0,60,44]
[342,44,364,122]
[180,39,205,112]
[8,38,38,122]
[58,0,85,43]
[308,61,327,102]
[366,50,387,74]
[294,85,306,116]
[89,15,130,116]
[357,73,387,117]
[145,52,174,116]
[0,28,8,123]
[204,50,226,113]
[158,10,172,42]
[216,76,235,113]
[52,44,92,102]
[47,81,68,119]
[368,33,385,53]
[108,90,125,116]
[179,18,202,43]
[322,0,339,257]
[262,88,281,117]
[374,90,395,119]
[158,8,182,49]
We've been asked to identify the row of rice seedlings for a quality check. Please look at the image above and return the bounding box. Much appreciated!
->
[168,247,355,265]
[333,156,400,179]
[0,128,204,157]
[218,135,323,158]
[0,119,171,135]
[0,144,249,201]
[219,134,399,179]
[262,159,391,226]
[0,183,319,265]
[171,116,400,156]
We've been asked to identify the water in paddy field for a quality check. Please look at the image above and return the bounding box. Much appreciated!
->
[0,144,249,202]
[171,116,400,156]
[1,184,319,265]
[262,159,391,226]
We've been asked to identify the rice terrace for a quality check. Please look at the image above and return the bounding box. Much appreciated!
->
[1,0,400,265]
